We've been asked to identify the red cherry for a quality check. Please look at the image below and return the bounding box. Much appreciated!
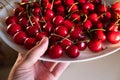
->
[55,26,68,37]
[53,15,64,26]
[64,0,74,6]
[95,30,106,42]
[107,22,118,32]
[19,17,29,29]
[43,22,53,33]
[107,31,120,44]
[78,0,86,4]
[111,2,120,12]
[97,4,108,13]
[13,6,25,16]
[5,16,18,25]
[48,44,63,59]
[96,22,103,28]
[83,19,93,30]
[24,38,37,49]
[60,39,72,48]
[89,13,98,22]
[44,9,54,21]
[26,26,40,37]
[83,3,94,11]
[36,32,48,41]
[68,4,78,13]
[65,45,80,58]
[18,11,27,18]
[77,41,87,50]
[13,31,27,45]
[7,24,22,36]
[32,7,41,16]
[88,39,103,52]
[54,0,62,6]
[70,13,80,23]
[49,35,62,44]
[63,19,74,31]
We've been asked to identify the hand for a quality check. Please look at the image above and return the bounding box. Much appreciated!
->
[8,37,70,80]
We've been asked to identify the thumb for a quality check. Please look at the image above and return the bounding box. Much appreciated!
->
[21,37,49,68]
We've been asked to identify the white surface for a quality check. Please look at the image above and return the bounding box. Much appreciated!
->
[0,0,120,62]
[60,50,120,80]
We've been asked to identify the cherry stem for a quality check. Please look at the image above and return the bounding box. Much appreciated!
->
[68,2,79,13]
[89,28,106,32]
[82,14,88,23]
[51,0,54,10]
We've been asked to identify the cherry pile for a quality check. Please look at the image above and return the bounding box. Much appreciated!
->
[5,0,120,59]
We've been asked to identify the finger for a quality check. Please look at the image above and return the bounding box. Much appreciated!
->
[21,37,49,68]
[52,62,70,79]
[42,61,57,71]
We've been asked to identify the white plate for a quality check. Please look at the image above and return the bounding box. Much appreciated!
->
[0,0,120,62]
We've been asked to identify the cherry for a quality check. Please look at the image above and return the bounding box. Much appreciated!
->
[97,4,108,13]
[60,39,72,48]
[78,0,86,4]
[18,11,27,18]
[5,16,18,25]
[36,32,48,41]
[76,41,87,50]
[64,0,74,6]
[96,22,103,28]
[49,35,62,44]
[107,22,118,32]
[54,0,62,6]
[13,31,27,45]
[44,9,54,21]
[70,13,80,23]
[65,45,80,58]
[70,27,83,40]
[18,17,29,29]
[52,15,64,26]
[32,2,40,8]
[83,19,93,30]
[68,4,78,13]
[48,44,63,59]
[13,6,25,16]
[95,30,106,42]
[43,22,53,33]
[43,2,52,9]
[63,19,74,31]
[107,31,120,44]
[111,2,120,12]
[26,26,40,37]
[32,7,41,16]
[88,39,103,52]
[7,24,22,36]
[24,37,37,49]
[55,26,68,37]
[83,3,94,11]
[89,13,98,22]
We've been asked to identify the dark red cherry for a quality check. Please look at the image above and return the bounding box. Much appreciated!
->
[97,4,108,13]
[26,26,40,37]
[32,7,41,16]
[13,6,25,16]
[55,26,68,37]
[63,19,74,31]
[44,9,54,21]
[48,44,63,59]
[107,31,120,44]
[36,32,48,41]
[7,24,22,36]
[88,39,103,52]
[77,41,87,50]
[83,19,93,30]
[60,39,72,48]
[53,15,64,26]
[13,31,27,45]
[43,22,53,33]
[95,30,106,42]
[5,16,18,25]
[78,0,86,4]
[83,3,94,11]
[89,13,98,22]
[70,13,80,23]
[107,22,118,32]
[64,0,74,6]
[65,45,80,58]
[19,17,29,29]
[24,38,37,50]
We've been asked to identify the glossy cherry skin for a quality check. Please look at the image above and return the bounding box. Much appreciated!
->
[7,24,22,36]
[83,19,93,30]
[60,39,72,48]
[97,4,108,13]
[107,22,118,32]
[107,31,120,44]
[88,39,103,52]
[95,30,106,42]
[26,26,40,37]
[44,9,54,21]
[111,2,120,12]
[19,17,29,29]
[13,6,25,16]
[70,13,80,23]
[13,31,27,45]
[43,22,53,33]
[77,41,87,50]
[32,7,41,16]
[5,16,18,25]
[64,0,74,6]
[63,19,74,31]
[83,3,94,11]
[48,44,63,59]
[55,26,68,37]
[89,13,98,22]
[78,0,86,4]
[35,32,48,41]
[24,37,37,50]
[52,15,64,27]
[65,45,80,58]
